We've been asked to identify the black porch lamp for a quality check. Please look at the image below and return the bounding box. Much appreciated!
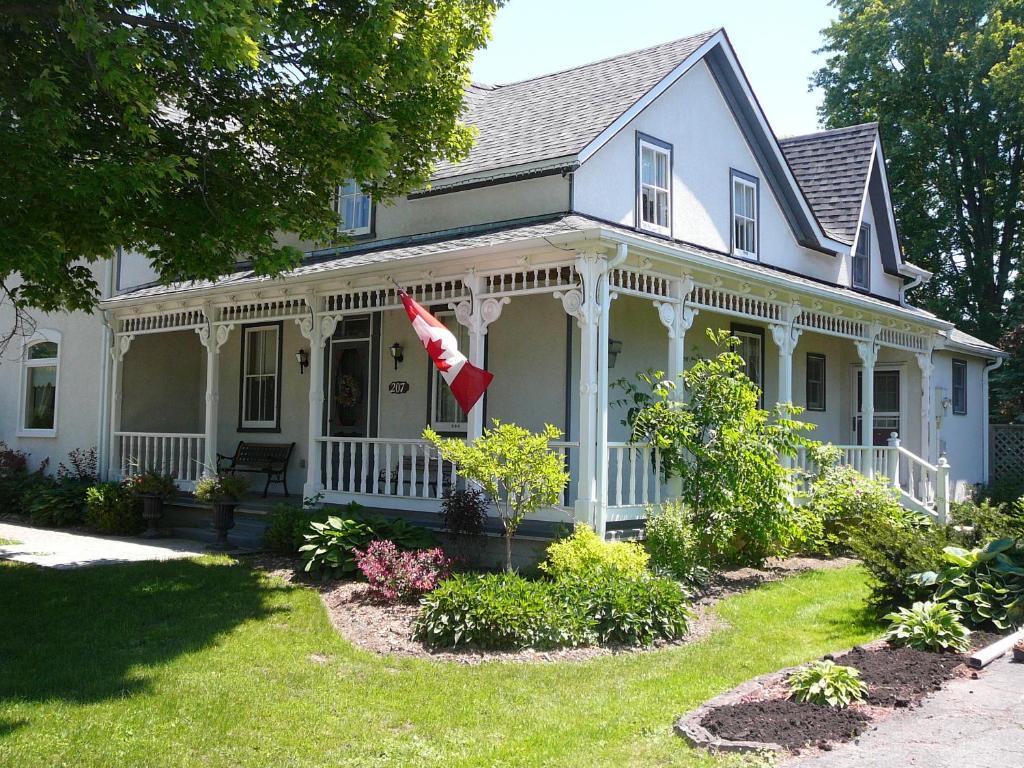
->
[389,341,404,370]
[295,348,309,375]
[608,338,623,368]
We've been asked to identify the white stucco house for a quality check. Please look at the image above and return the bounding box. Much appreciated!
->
[0,28,1005,537]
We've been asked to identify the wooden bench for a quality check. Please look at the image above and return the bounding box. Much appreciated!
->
[377,454,455,497]
[217,441,295,497]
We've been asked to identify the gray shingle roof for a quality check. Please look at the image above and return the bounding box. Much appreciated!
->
[431,30,719,182]
[778,123,878,244]
[946,328,1005,356]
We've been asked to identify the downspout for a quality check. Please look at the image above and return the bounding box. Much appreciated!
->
[899,273,925,307]
[595,242,628,537]
[982,356,1004,483]
[97,256,116,480]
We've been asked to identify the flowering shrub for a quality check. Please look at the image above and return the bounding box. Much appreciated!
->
[355,539,453,602]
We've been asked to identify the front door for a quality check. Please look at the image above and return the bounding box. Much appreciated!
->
[853,368,901,446]
[324,315,375,491]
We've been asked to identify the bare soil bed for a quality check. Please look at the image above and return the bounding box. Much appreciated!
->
[248,553,846,664]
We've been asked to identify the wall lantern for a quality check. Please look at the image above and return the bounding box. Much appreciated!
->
[608,338,623,368]
[389,341,405,370]
[296,348,309,375]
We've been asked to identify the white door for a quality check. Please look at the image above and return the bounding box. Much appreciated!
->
[852,367,902,446]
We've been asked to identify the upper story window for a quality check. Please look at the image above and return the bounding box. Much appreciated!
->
[853,223,871,290]
[952,359,967,415]
[430,311,469,433]
[240,324,281,431]
[731,170,758,258]
[637,135,671,235]
[336,180,372,235]
[20,331,60,437]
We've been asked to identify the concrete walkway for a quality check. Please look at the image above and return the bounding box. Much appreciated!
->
[791,654,1024,767]
[0,522,209,569]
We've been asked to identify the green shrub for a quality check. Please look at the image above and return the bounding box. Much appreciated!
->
[978,475,1024,506]
[264,503,330,554]
[616,331,814,567]
[194,474,249,503]
[25,479,90,528]
[643,499,707,582]
[540,524,650,580]
[84,482,143,535]
[950,498,1024,544]
[414,573,591,649]
[884,600,971,652]
[788,660,867,708]
[300,510,435,579]
[842,502,950,611]
[912,538,1024,630]
[555,571,690,646]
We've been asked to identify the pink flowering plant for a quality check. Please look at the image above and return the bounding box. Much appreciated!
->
[354,539,454,602]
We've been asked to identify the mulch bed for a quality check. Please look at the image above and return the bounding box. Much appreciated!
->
[689,643,972,755]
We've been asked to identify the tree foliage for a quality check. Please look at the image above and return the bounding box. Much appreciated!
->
[813,0,1024,346]
[0,0,501,314]
[617,331,815,565]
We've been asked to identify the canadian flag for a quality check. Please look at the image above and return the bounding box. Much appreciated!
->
[398,290,493,415]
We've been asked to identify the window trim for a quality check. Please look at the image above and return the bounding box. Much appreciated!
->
[335,180,374,237]
[635,132,673,237]
[952,358,968,415]
[852,222,872,291]
[426,309,470,434]
[18,329,61,438]
[729,169,760,260]
[730,322,765,405]
[238,322,283,433]
[805,352,827,412]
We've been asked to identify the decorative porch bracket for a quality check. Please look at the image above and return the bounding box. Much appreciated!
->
[196,313,235,474]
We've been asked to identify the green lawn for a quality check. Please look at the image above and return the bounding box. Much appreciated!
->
[0,538,19,545]
[0,558,880,767]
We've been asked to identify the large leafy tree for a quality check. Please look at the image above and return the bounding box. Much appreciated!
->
[0,0,500,319]
[813,0,1024,345]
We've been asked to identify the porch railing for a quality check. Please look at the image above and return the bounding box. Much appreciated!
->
[114,431,206,487]
[795,434,949,522]
[606,442,662,521]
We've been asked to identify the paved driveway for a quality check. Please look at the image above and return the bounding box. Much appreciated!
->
[791,653,1024,767]
[0,522,208,569]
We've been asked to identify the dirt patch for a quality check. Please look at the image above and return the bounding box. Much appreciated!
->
[700,699,870,751]
[693,556,859,605]
[833,646,964,707]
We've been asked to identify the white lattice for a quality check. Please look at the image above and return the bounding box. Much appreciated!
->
[990,425,1024,484]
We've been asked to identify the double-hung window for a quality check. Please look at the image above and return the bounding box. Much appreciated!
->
[731,171,758,258]
[952,359,967,415]
[20,332,60,436]
[731,324,764,405]
[336,179,372,235]
[430,311,469,433]
[852,223,871,290]
[241,324,280,430]
[637,135,671,235]
[805,353,826,411]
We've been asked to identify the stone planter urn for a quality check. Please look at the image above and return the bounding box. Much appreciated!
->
[1014,640,1024,664]
[140,494,165,539]
[211,500,238,550]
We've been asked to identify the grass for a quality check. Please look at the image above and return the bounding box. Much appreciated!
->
[0,558,881,767]
[0,538,19,545]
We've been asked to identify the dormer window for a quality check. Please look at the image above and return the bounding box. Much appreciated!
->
[853,223,871,290]
[637,134,671,235]
[336,180,372,235]
[731,170,758,258]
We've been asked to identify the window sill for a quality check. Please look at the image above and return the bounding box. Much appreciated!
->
[732,249,758,261]
[638,223,672,239]
[17,429,57,439]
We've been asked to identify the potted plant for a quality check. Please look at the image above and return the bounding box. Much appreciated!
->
[123,471,178,538]
[1014,639,1024,663]
[194,474,248,549]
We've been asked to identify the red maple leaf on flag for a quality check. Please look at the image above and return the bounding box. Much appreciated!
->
[426,336,451,371]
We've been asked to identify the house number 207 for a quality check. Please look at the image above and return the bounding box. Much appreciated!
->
[388,381,410,395]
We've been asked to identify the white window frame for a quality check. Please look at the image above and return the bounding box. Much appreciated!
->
[18,329,61,438]
[731,171,758,259]
[240,324,280,431]
[637,135,672,236]
[429,311,469,433]
[852,223,871,291]
[335,180,372,236]
[731,324,764,406]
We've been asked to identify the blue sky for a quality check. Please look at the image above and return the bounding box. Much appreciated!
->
[470,0,839,138]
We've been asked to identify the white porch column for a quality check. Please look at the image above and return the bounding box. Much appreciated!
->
[298,300,337,498]
[107,334,132,480]
[654,276,697,498]
[197,313,233,475]
[915,345,936,500]
[855,323,881,478]
[453,269,509,442]
[555,249,605,530]
[770,303,802,470]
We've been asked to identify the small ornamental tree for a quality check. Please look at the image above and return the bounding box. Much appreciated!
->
[425,421,568,571]
[617,330,815,565]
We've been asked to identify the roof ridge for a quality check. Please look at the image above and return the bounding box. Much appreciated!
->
[778,122,879,144]
[488,28,721,89]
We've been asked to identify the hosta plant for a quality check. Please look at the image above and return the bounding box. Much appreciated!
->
[788,660,868,708]
[883,601,971,652]
[300,512,435,579]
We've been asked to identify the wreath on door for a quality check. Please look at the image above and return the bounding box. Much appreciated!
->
[334,374,361,409]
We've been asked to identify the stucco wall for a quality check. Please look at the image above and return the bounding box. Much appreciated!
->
[933,349,987,489]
